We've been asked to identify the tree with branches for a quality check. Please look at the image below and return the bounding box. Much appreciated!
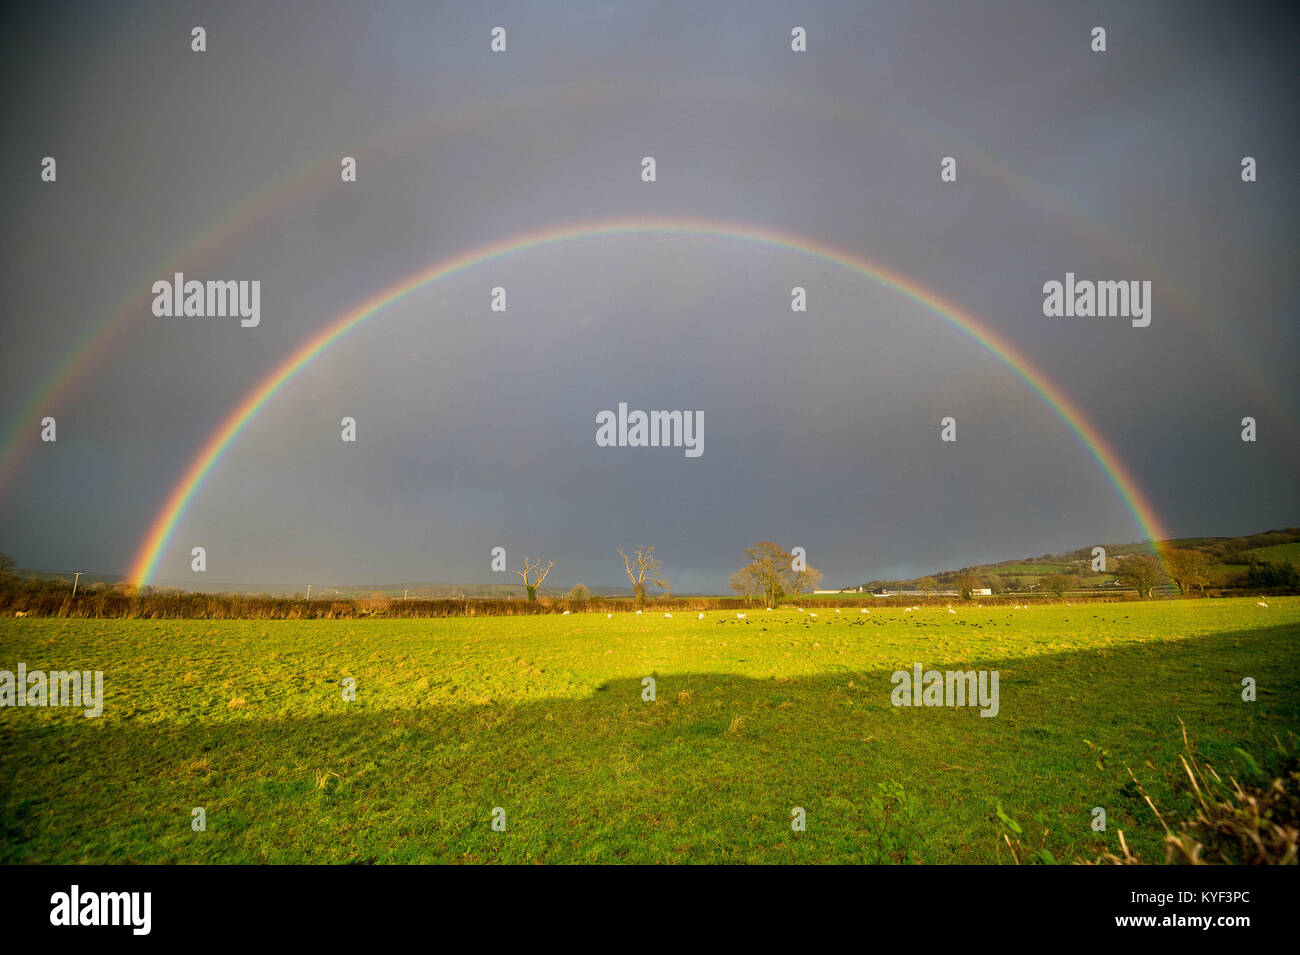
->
[729,541,822,607]
[512,556,555,603]
[1165,549,1212,595]
[1115,554,1164,598]
[954,572,980,600]
[1042,573,1077,598]
[618,546,670,606]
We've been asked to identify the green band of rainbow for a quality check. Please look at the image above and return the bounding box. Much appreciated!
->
[129,216,1170,587]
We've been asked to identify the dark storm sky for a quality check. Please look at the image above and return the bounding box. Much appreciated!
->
[0,0,1296,593]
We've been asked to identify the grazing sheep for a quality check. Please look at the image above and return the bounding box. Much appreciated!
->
[1257,600,1269,608]
[835,609,841,613]
[636,610,643,615]
[737,612,747,620]
[562,610,570,615]
[607,613,612,619]
[14,610,28,618]
[698,613,704,620]
[809,612,818,618]
[948,608,957,614]
[664,613,673,619]
[860,609,869,614]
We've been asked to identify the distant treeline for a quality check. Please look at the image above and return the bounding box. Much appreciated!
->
[0,583,1260,621]
[2,555,1295,621]
[1,589,746,619]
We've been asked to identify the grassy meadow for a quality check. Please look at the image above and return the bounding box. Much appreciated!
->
[1,598,1297,864]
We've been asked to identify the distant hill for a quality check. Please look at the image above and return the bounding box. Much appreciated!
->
[864,526,1300,594]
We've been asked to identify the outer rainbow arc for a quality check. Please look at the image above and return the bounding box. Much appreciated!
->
[0,80,611,498]
[8,81,1291,504]
[128,216,1170,588]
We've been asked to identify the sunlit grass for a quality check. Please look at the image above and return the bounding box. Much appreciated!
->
[1,598,1296,863]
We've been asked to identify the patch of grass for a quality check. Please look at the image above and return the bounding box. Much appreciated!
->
[1085,721,1298,865]
[1241,543,1300,565]
[991,562,1076,576]
[1,598,1296,863]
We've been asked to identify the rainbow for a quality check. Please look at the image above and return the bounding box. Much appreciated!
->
[129,216,1170,587]
[5,81,1292,504]
[0,80,611,497]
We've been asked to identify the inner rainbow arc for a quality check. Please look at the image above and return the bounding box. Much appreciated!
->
[128,216,1171,588]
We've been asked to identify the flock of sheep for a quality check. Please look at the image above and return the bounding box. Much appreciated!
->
[552,600,1275,620]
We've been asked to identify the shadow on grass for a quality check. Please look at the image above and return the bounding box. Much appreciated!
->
[1,622,1296,864]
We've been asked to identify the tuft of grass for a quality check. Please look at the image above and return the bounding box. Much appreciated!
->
[1089,721,1299,865]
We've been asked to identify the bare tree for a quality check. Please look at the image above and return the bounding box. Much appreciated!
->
[513,556,555,603]
[618,546,670,606]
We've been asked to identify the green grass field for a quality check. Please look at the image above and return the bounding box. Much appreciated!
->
[988,562,1076,576]
[2,598,1296,864]
[1240,542,1300,565]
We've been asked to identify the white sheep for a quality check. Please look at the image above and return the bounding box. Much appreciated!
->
[698,613,704,620]
[1257,600,1269,608]
[737,612,747,620]
[562,610,570,615]
[664,613,673,619]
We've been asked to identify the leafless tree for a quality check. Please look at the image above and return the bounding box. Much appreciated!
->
[513,556,554,603]
[618,546,669,606]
